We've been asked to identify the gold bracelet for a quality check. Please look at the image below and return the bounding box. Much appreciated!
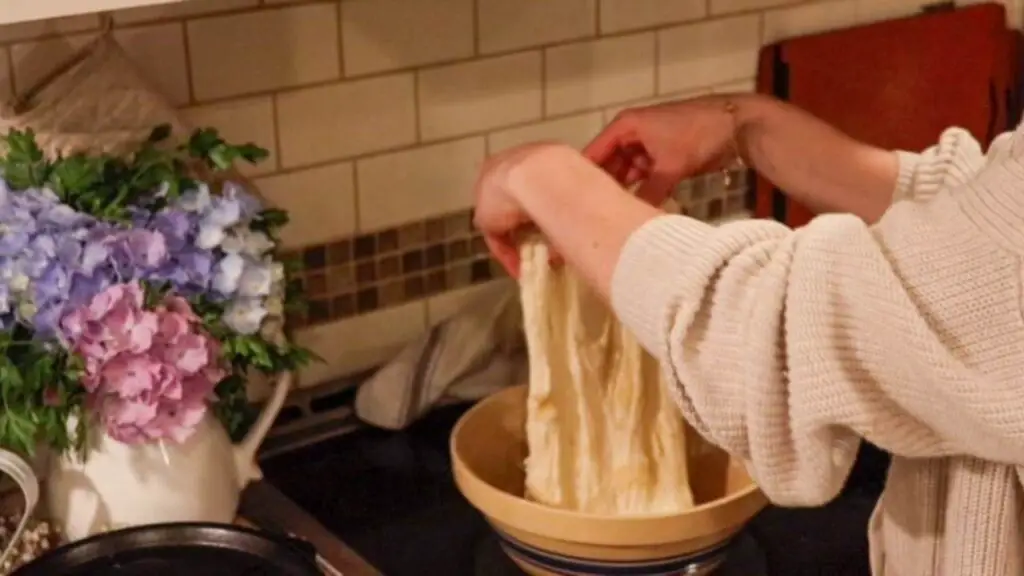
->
[722,99,745,189]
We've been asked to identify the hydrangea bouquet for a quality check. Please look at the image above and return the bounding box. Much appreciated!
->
[0,125,312,458]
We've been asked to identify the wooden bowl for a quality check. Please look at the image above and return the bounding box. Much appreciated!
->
[451,385,767,576]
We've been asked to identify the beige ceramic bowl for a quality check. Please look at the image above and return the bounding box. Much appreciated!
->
[451,385,767,576]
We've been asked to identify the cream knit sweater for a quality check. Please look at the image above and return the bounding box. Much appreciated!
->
[610,125,1024,576]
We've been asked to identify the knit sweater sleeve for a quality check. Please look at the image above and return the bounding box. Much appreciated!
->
[891,127,990,203]
[611,153,1024,507]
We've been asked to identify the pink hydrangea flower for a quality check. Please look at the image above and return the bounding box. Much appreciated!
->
[60,282,228,444]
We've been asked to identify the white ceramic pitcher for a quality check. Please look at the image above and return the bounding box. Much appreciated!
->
[46,372,293,542]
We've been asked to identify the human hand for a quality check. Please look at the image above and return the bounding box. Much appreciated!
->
[583,95,743,207]
[473,142,595,276]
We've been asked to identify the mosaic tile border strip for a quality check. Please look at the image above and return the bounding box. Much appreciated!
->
[283,170,751,328]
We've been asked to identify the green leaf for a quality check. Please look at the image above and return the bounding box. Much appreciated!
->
[147,124,172,143]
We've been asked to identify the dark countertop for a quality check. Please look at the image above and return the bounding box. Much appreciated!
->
[261,402,881,576]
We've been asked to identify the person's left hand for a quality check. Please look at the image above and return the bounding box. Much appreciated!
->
[472,142,570,276]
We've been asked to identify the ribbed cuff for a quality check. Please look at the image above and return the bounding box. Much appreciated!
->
[609,214,713,357]
[892,150,921,204]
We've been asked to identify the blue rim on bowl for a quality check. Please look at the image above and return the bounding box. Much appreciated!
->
[495,526,731,576]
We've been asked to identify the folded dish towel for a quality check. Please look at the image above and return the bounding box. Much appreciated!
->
[355,280,527,430]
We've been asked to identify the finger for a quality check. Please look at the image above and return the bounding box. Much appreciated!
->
[484,234,521,278]
[623,164,649,188]
[622,149,652,187]
[602,152,627,181]
[634,170,680,206]
[582,116,638,164]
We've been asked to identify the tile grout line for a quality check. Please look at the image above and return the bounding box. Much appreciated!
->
[351,153,362,233]
[0,0,769,52]
[4,47,15,98]
[335,0,345,78]
[251,75,755,180]
[14,7,772,109]
[653,28,661,96]
[180,19,196,105]
[411,72,423,144]
[539,48,548,119]
[270,95,284,174]
[471,0,481,56]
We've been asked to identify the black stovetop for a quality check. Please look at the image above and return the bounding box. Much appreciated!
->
[261,403,883,576]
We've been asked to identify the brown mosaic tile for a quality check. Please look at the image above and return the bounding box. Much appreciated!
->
[354,234,375,259]
[355,261,376,283]
[448,263,471,288]
[356,288,378,312]
[327,265,354,292]
[307,299,330,323]
[303,246,326,270]
[379,280,404,305]
[332,294,355,318]
[285,176,751,329]
[379,255,401,278]
[306,273,327,297]
[448,239,469,260]
[327,240,351,265]
[470,236,487,256]
[446,212,472,235]
[425,270,446,294]
[425,244,445,268]
[404,275,425,299]
[425,217,446,243]
[402,250,423,273]
[708,198,723,219]
[398,222,425,247]
[378,229,399,253]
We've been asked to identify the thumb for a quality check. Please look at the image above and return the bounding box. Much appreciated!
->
[484,234,521,278]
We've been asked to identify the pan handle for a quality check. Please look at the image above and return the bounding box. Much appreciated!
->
[0,450,39,568]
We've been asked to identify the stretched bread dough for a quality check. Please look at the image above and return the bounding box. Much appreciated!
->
[519,239,695,515]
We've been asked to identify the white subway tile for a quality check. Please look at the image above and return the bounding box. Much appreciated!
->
[601,88,712,124]
[341,0,474,75]
[658,15,761,95]
[181,96,278,176]
[295,301,427,385]
[763,0,859,44]
[187,4,340,101]
[356,137,485,231]
[598,0,705,33]
[477,0,596,54]
[713,78,758,93]
[545,33,656,116]
[276,74,416,167]
[253,163,357,249]
[855,0,931,23]
[710,0,803,14]
[114,23,190,106]
[488,112,604,153]
[418,52,542,141]
[114,0,258,25]
[9,34,95,98]
[0,14,98,43]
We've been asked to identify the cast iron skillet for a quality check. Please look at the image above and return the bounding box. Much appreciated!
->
[12,522,322,575]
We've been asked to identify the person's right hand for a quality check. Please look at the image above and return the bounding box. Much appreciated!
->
[583,95,746,207]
